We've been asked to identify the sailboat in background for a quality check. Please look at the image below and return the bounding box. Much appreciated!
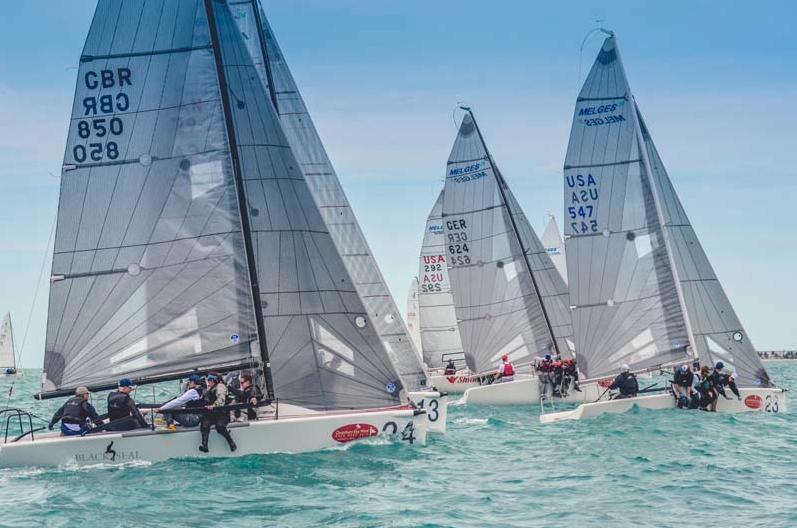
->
[442,108,600,405]
[0,313,17,375]
[0,0,427,468]
[227,0,445,432]
[541,215,567,284]
[541,32,785,422]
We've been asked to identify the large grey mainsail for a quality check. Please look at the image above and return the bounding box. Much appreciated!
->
[0,313,15,369]
[229,1,427,390]
[442,110,574,374]
[418,191,465,369]
[565,34,770,387]
[44,0,405,410]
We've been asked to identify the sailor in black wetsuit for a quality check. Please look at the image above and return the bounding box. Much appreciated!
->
[48,386,100,436]
[444,359,457,375]
[673,365,694,409]
[708,362,741,409]
[106,378,148,431]
[608,364,638,399]
[199,373,236,453]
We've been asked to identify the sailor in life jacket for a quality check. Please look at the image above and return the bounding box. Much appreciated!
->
[608,363,639,399]
[497,354,515,382]
[106,378,148,431]
[48,386,101,436]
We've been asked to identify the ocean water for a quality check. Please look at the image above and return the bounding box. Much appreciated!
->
[0,363,794,528]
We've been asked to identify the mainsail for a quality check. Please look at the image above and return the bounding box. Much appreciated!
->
[406,278,422,354]
[442,110,574,374]
[0,314,15,369]
[418,191,465,369]
[564,33,770,387]
[229,1,427,390]
[44,0,405,409]
[541,215,568,283]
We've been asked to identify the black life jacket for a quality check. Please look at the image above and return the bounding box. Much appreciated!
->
[61,396,89,424]
[185,386,205,408]
[204,384,229,407]
[107,391,132,421]
[619,373,638,395]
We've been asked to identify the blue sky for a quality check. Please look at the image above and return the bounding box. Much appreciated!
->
[0,1,795,367]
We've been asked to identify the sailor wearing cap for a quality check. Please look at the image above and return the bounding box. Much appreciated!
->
[156,374,205,427]
[106,378,148,431]
[48,386,100,436]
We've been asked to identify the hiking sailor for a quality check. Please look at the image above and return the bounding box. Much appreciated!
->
[709,362,742,402]
[48,386,100,436]
[106,378,148,431]
[199,373,236,453]
[673,365,694,409]
[608,364,638,399]
[496,354,515,383]
[156,374,205,427]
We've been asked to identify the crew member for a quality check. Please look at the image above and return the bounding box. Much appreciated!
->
[199,373,236,453]
[673,365,694,409]
[230,374,264,421]
[496,354,515,383]
[48,386,100,436]
[157,374,205,427]
[709,362,741,404]
[106,378,148,431]
[444,359,457,375]
[697,366,717,411]
[608,364,638,399]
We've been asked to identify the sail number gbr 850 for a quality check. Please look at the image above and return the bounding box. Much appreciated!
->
[72,68,131,164]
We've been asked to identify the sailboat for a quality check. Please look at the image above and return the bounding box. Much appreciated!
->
[541,215,567,284]
[541,32,785,423]
[0,313,17,375]
[442,109,600,405]
[227,1,445,433]
[0,0,427,468]
[416,191,481,393]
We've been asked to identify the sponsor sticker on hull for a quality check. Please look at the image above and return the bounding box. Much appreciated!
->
[331,423,379,443]
[744,395,762,410]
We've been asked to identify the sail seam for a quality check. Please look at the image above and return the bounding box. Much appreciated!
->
[81,45,212,62]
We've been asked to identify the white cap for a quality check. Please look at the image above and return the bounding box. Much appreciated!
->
[621,363,630,372]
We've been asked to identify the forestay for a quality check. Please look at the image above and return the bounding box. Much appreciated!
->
[229,1,427,390]
[565,34,770,387]
[0,314,15,369]
[541,215,568,284]
[44,0,405,410]
[418,191,465,369]
[442,111,574,374]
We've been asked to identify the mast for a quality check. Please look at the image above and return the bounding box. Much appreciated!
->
[464,108,561,357]
[249,0,280,112]
[205,0,274,400]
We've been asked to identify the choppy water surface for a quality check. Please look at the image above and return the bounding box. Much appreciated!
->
[0,363,795,527]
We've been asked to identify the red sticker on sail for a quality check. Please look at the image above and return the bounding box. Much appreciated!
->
[744,395,762,410]
[332,423,379,443]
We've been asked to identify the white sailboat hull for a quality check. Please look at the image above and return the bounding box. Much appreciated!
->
[539,388,787,423]
[408,391,448,434]
[429,372,532,393]
[0,405,427,468]
[461,377,603,405]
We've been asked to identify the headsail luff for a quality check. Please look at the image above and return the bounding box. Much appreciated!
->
[44,0,405,410]
[418,191,465,369]
[541,215,568,284]
[229,1,428,390]
[565,34,770,387]
[0,313,16,369]
[442,110,573,374]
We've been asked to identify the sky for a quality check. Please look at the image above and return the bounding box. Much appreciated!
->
[0,1,795,368]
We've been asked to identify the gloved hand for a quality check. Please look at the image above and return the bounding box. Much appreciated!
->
[48,422,55,431]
